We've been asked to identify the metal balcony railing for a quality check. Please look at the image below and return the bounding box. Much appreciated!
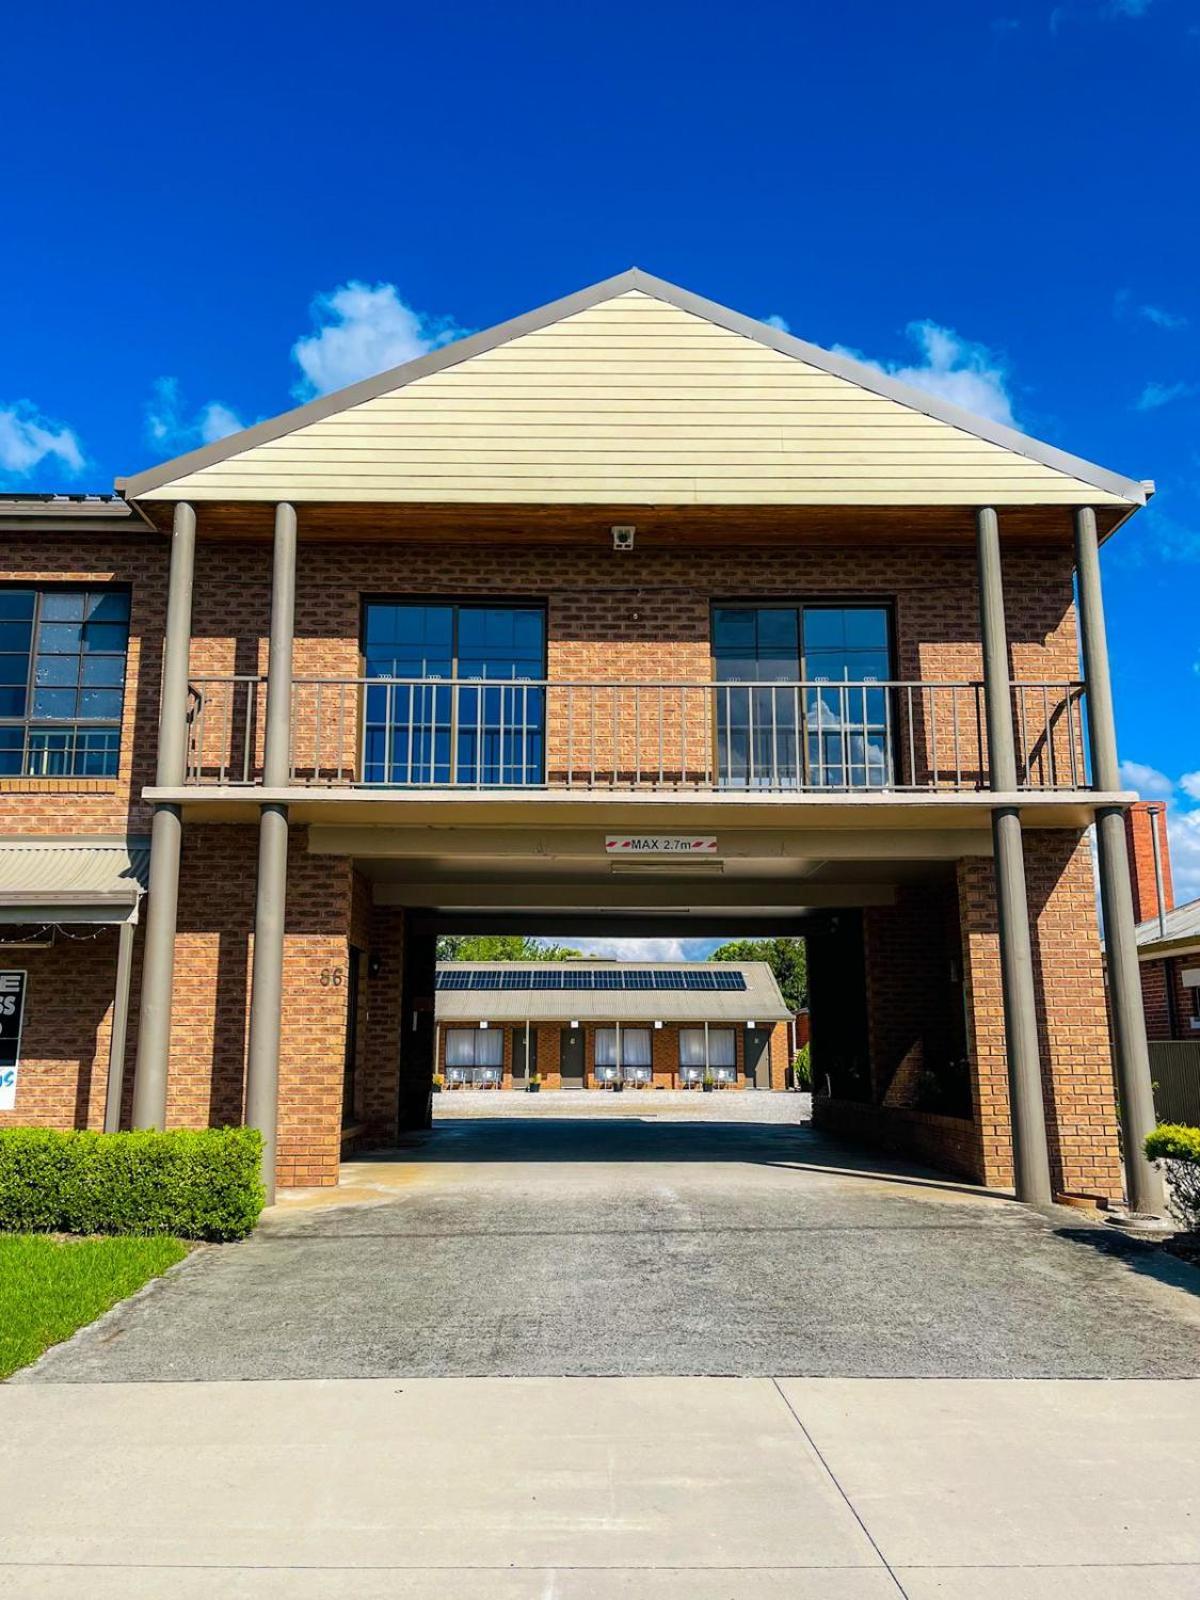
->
[183,675,1088,794]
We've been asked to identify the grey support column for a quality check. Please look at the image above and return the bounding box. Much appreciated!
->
[245,503,297,1200]
[977,507,1053,1206]
[132,502,196,1128]
[1075,506,1164,1213]
[103,916,136,1133]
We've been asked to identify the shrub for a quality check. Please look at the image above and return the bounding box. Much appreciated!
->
[1145,1124,1200,1231]
[0,1127,265,1242]
[792,1043,812,1091]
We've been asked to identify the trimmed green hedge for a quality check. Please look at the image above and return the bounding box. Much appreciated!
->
[0,1127,265,1242]
[1145,1124,1200,1231]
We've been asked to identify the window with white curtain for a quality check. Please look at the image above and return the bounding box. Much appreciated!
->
[708,1029,736,1068]
[445,1028,503,1068]
[595,1027,652,1067]
[678,1028,707,1068]
[678,1028,736,1068]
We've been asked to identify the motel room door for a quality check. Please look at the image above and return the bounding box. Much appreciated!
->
[560,1025,585,1088]
[745,1026,772,1090]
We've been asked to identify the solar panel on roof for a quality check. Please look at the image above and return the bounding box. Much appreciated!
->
[439,967,749,994]
[713,970,747,990]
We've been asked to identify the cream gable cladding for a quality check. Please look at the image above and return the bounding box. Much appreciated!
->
[137,290,1130,507]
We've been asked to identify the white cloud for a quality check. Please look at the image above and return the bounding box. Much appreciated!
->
[1114,289,1188,331]
[146,378,245,451]
[1119,759,1175,799]
[762,313,790,332]
[1115,763,1200,903]
[1106,0,1154,16]
[1167,806,1200,904]
[569,937,717,962]
[835,321,1016,427]
[1139,304,1188,331]
[0,401,84,480]
[291,281,466,399]
[1135,380,1197,411]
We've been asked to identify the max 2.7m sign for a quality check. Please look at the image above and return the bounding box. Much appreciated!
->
[0,971,27,1111]
[605,836,718,855]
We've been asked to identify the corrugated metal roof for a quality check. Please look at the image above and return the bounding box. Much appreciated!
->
[0,838,150,922]
[434,960,791,1023]
[1135,896,1200,955]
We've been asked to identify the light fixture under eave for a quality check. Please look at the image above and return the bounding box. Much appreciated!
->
[608,860,725,876]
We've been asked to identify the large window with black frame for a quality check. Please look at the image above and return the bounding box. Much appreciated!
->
[361,600,546,786]
[0,587,131,778]
[711,603,892,791]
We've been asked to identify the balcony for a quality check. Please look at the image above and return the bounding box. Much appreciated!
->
[183,676,1088,795]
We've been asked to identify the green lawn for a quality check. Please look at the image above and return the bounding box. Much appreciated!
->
[0,1234,190,1379]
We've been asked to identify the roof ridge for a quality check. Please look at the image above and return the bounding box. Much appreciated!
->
[120,269,1148,505]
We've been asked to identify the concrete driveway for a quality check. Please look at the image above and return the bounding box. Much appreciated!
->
[7,1102,1200,1596]
[20,1102,1200,1382]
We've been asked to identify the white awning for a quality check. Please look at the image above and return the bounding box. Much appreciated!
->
[0,838,150,923]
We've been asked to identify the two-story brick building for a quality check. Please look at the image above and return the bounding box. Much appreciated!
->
[433,960,791,1090]
[0,270,1164,1211]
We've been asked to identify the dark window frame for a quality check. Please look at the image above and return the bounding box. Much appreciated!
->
[0,582,132,780]
[708,599,896,790]
[357,596,548,786]
[357,595,548,685]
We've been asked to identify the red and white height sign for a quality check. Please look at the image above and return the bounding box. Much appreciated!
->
[605,836,718,855]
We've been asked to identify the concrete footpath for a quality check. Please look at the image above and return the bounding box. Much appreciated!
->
[5,1109,1200,1595]
[1,1375,1197,1596]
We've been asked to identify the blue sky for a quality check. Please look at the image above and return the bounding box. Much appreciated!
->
[3,0,1198,948]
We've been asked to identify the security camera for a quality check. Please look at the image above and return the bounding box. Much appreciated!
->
[611,525,636,551]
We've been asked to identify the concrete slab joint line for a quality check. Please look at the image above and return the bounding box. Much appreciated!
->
[2,1375,1199,1595]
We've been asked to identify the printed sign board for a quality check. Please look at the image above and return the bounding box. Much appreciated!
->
[605,836,718,855]
[0,971,27,1111]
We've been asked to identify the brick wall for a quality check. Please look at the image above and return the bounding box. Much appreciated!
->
[0,532,165,836]
[179,537,1081,788]
[958,831,1122,1203]
[164,825,355,1187]
[1125,801,1173,923]
[0,923,131,1131]
[1140,954,1200,1042]
[863,880,962,1109]
[1,528,1101,1191]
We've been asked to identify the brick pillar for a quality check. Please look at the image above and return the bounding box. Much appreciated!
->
[1125,801,1173,924]
[958,833,1124,1205]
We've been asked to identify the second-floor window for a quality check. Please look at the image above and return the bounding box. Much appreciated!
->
[362,601,545,786]
[712,604,891,789]
[0,587,130,778]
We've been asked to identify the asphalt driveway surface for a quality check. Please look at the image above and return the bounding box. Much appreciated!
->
[20,1107,1200,1382]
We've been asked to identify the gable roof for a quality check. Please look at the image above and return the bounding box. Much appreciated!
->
[1135,896,1200,957]
[434,958,791,1023]
[120,268,1148,509]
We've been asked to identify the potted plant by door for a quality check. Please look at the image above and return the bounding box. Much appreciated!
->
[702,1070,715,1093]
[432,1073,444,1094]
[528,1072,542,1094]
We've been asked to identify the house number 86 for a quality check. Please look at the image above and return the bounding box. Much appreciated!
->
[320,967,344,988]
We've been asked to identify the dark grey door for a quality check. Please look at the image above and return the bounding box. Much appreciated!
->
[512,1027,537,1085]
[745,1027,771,1090]
[560,1026,585,1088]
